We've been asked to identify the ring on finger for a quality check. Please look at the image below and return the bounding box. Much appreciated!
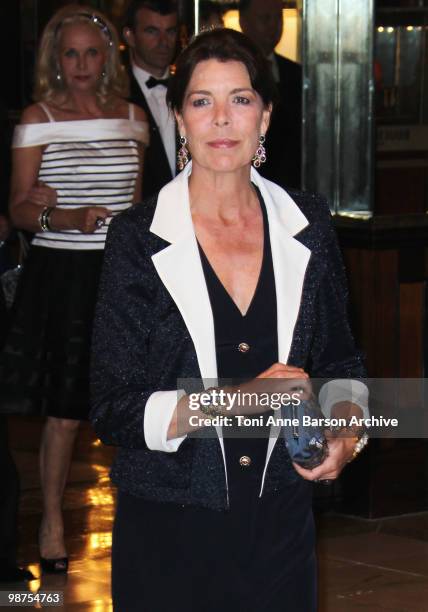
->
[95,217,105,229]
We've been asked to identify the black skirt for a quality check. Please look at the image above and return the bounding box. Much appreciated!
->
[113,483,316,612]
[0,245,104,419]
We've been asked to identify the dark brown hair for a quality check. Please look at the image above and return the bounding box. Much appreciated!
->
[167,28,276,113]
[124,0,178,30]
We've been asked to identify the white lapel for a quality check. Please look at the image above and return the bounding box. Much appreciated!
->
[150,164,312,497]
[250,168,311,363]
[249,169,312,495]
[150,165,227,491]
[150,164,218,382]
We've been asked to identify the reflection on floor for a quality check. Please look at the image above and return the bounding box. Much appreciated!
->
[5,417,428,611]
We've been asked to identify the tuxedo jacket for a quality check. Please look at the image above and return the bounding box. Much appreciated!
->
[261,54,302,190]
[128,72,174,201]
[90,165,366,511]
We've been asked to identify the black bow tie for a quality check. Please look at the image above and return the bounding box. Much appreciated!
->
[146,76,169,89]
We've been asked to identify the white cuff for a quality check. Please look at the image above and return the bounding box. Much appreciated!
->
[144,389,187,452]
[319,379,369,420]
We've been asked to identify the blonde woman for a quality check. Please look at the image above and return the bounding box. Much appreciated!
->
[0,4,148,573]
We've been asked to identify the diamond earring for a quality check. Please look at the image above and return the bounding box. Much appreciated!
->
[177,136,190,170]
[252,135,267,168]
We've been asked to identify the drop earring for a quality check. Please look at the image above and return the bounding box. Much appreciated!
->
[252,135,267,168]
[177,136,190,170]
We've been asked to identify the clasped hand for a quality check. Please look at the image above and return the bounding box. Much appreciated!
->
[26,182,111,233]
[254,362,359,482]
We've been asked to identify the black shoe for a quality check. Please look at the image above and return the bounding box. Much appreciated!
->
[0,564,35,582]
[40,557,68,574]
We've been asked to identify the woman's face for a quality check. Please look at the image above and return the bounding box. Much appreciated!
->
[57,23,108,93]
[176,59,271,174]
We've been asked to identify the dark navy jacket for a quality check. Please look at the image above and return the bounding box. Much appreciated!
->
[90,165,365,510]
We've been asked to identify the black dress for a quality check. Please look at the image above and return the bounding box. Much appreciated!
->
[112,198,316,612]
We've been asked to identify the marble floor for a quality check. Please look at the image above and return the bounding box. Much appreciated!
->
[3,417,428,611]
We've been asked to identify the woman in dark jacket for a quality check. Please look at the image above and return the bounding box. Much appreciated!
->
[91,28,368,612]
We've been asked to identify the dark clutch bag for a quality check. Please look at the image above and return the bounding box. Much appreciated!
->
[281,396,328,469]
[0,232,29,309]
[1,264,24,309]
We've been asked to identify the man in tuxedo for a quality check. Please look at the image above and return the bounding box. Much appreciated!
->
[240,0,302,189]
[123,1,178,200]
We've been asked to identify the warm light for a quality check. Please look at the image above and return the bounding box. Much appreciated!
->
[387,27,394,33]
[28,567,41,593]
[82,473,115,555]
[88,463,111,486]
[88,600,113,612]
[377,26,384,33]
[406,26,414,31]
[224,9,300,62]
[91,462,106,472]
[88,531,112,552]
[92,438,102,447]
[119,44,126,51]
[86,484,114,507]
[223,10,240,32]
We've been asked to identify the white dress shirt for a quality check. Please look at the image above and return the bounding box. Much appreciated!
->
[132,63,176,177]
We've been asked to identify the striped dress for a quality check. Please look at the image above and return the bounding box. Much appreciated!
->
[0,104,149,419]
[12,103,149,249]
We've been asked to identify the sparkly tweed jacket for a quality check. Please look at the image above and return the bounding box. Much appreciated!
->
[90,164,366,511]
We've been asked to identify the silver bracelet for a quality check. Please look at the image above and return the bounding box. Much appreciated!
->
[38,206,54,232]
[348,432,369,462]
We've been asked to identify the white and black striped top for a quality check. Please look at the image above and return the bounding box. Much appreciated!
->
[12,104,149,250]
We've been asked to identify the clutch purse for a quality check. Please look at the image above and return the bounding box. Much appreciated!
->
[1,264,24,308]
[0,232,29,309]
[281,396,328,469]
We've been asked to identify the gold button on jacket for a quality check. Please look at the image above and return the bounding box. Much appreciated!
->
[239,455,251,467]
[238,342,250,353]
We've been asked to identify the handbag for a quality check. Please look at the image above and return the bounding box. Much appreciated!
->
[0,232,29,309]
[281,395,328,469]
